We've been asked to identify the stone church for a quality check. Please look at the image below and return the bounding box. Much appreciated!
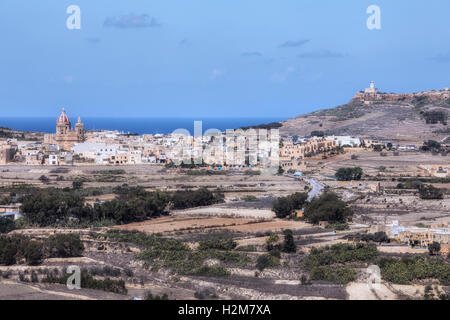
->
[52,108,85,150]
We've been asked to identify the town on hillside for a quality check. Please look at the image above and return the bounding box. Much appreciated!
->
[0,82,449,301]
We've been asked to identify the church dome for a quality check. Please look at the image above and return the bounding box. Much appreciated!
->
[57,108,70,124]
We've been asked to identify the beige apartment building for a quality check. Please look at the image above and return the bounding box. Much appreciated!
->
[280,139,337,160]
[109,151,142,165]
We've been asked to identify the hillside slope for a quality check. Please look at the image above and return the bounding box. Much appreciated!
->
[280,89,450,143]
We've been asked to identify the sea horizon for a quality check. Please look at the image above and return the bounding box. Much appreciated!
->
[0,116,286,135]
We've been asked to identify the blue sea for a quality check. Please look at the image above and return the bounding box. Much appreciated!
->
[0,117,285,135]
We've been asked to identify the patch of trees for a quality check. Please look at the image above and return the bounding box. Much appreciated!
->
[421,110,448,125]
[109,230,249,276]
[428,242,441,256]
[302,243,377,284]
[378,256,450,286]
[45,234,84,258]
[303,192,353,224]
[303,243,378,270]
[281,229,296,253]
[43,272,127,295]
[265,230,297,255]
[171,188,224,209]
[0,218,15,234]
[373,145,383,152]
[420,140,443,152]
[20,188,86,226]
[335,167,363,181]
[346,232,390,244]
[0,233,84,266]
[419,185,444,200]
[256,254,280,271]
[271,192,308,218]
[93,189,171,224]
[309,266,356,284]
[20,186,223,227]
[192,265,230,277]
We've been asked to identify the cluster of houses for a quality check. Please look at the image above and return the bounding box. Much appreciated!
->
[381,221,450,255]
[279,135,362,172]
[0,109,446,170]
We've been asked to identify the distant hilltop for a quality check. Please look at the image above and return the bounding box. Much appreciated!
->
[281,81,450,143]
[353,81,450,105]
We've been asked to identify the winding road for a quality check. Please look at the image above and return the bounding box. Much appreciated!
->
[304,178,325,201]
[285,174,324,201]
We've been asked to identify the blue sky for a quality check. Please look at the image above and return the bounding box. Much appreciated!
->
[1,0,450,118]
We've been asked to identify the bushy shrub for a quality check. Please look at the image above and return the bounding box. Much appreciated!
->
[23,241,44,266]
[193,265,230,277]
[45,234,84,258]
[256,254,280,271]
[281,229,296,253]
[266,233,280,252]
[419,185,444,200]
[0,235,19,265]
[310,266,356,284]
[428,242,441,256]
[0,218,15,234]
